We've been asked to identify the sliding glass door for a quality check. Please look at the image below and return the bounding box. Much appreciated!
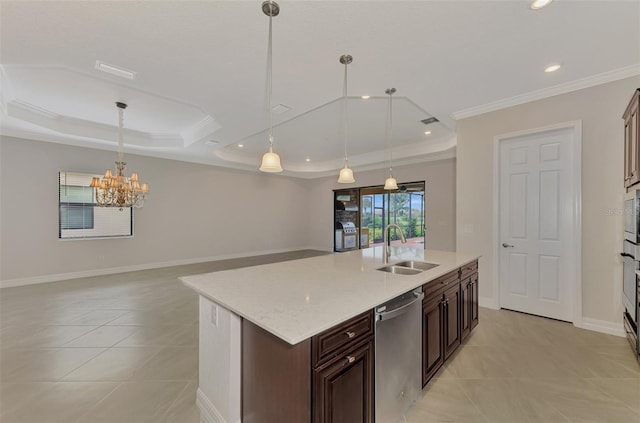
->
[360,182,425,248]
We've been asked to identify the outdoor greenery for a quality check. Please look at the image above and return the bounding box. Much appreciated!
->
[361,192,425,242]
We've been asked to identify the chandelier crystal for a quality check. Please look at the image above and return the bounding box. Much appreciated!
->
[90,102,149,209]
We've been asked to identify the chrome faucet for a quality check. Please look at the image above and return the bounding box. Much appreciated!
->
[383,223,407,264]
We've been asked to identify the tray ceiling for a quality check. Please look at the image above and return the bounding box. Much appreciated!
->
[1,1,638,178]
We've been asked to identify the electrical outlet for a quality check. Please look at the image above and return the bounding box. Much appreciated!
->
[210,303,218,326]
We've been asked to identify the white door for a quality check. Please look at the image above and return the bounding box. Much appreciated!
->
[499,127,577,321]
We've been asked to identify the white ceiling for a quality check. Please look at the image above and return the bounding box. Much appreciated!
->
[1,0,639,178]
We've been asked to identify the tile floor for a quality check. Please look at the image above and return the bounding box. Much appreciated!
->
[1,250,639,423]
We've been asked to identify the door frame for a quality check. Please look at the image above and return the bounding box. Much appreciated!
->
[492,120,582,326]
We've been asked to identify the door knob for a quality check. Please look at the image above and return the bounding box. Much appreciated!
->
[502,243,514,248]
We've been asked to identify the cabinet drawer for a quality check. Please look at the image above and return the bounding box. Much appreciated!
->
[423,269,459,299]
[460,260,478,279]
[312,310,374,367]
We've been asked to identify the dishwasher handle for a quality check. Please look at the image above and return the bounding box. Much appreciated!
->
[376,291,424,322]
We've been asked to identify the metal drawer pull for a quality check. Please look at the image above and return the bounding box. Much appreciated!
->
[345,331,356,338]
[346,355,356,363]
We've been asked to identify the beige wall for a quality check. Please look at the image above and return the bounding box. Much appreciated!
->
[457,76,640,325]
[0,136,313,282]
[306,159,456,252]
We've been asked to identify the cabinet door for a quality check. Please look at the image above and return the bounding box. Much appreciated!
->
[625,118,633,186]
[470,272,479,330]
[313,338,373,423]
[422,294,444,386]
[460,278,471,342]
[624,91,640,188]
[443,284,461,359]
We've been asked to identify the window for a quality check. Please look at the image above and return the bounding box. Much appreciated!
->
[58,172,133,239]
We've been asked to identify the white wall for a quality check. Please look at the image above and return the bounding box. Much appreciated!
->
[0,136,313,283]
[198,296,241,423]
[306,159,456,252]
[456,76,640,325]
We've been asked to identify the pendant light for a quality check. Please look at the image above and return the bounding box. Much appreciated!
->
[259,0,283,173]
[337,54,355,184]
[384,88,398,190]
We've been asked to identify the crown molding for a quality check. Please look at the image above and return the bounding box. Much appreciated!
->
[452,64,640,120]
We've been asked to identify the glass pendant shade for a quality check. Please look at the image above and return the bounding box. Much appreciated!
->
[384,175,398,190]
[259,147,283,172]
[338,165,355,183]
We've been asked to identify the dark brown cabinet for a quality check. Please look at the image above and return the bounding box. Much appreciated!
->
[241,264,480,422]
[242,310,374,423]
[312,311,374,423]
[421,270,461,386]
[422,261,479,386]
[313,338,374,423]
[443,284,461,359]
[460,277,471,341]
[623,89,640,189]
[470,272,479,331]
[422,293,444,385]
[460,268,479,342]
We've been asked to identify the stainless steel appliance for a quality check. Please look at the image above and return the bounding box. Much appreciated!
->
[625,190,640,243]
[622,240,639,323]
[375,288,424,423]
[335,221,358,251]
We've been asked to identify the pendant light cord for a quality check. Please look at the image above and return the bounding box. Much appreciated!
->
[343,60,349,164]
[387,90,394,174]
[267,11,274,151]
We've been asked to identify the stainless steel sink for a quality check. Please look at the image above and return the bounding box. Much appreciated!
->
[394,261,439,271]
[377,265,422,275]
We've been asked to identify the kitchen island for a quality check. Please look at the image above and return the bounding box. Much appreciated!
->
[181,246,479,423]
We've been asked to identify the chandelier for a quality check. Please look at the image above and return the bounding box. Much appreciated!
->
[90,102,149,209]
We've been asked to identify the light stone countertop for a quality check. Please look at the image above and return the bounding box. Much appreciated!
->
[180,246,479,345]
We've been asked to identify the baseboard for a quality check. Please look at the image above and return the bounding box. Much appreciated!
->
[196,388,234,423]
[479,296,499,310]
[1,246,321,288]
[306,244,333,252]
[578,317,626,338]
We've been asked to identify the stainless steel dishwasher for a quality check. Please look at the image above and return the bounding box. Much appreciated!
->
[375,287,424,423]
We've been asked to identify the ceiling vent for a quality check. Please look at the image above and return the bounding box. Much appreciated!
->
[420,117,439,126]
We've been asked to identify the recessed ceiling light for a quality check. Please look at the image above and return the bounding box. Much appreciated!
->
[305,158,311,162]
[361,95,371,100]
[544,64,561,73]
[530,0,553,10]
[95,60,136,80]
[424,131,432,135]
[237,144,244,148]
